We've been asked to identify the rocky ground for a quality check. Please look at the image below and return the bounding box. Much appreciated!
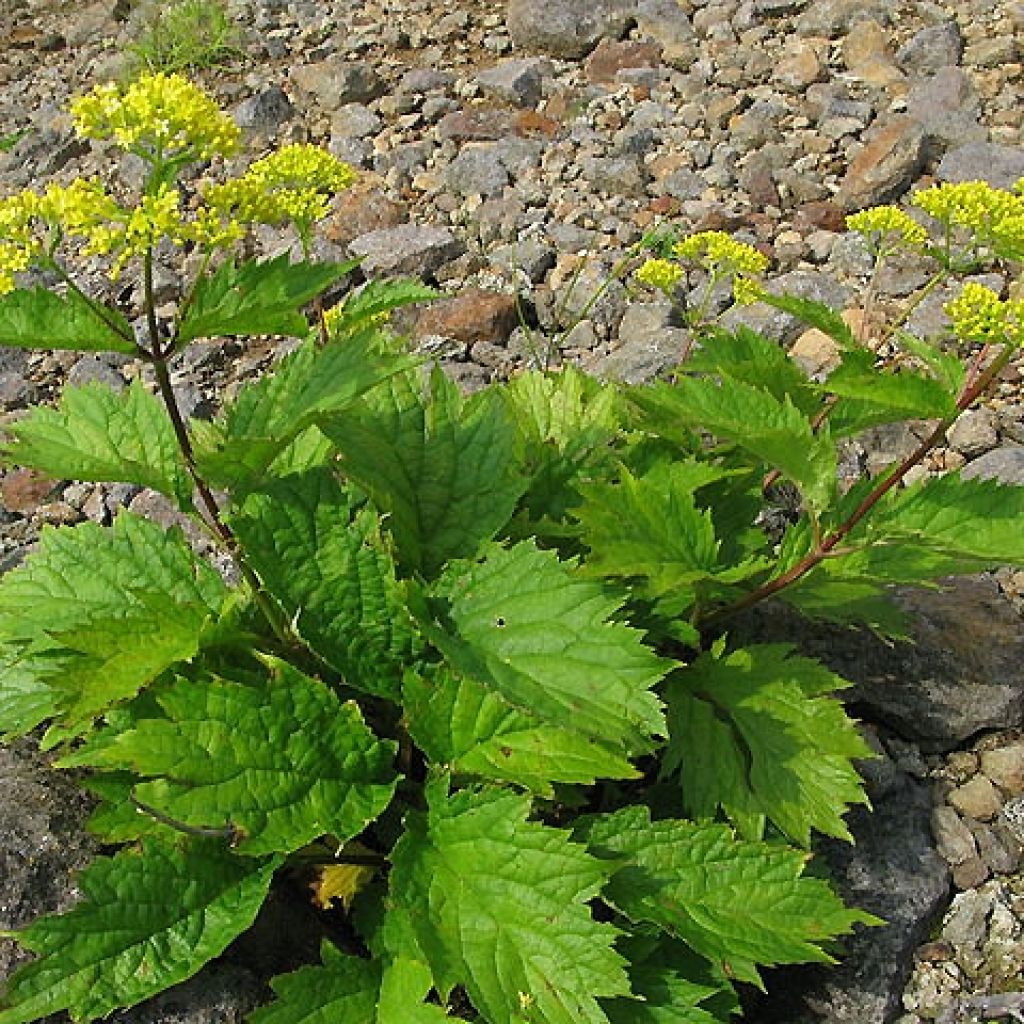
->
[1,0,1024,1021]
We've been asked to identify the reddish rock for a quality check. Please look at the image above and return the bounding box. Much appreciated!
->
[324,187,406,246]
[836,116,926,211]
[413,289,519,346]
[436,109,516,142]
[513,110,561,138]
[793,200,848,233]
[1,468,61,513]
[584,38,663,84]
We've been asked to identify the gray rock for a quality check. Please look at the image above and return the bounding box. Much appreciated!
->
[896,21,964,74]
[0,741,99,982]
[290,59,382,110]
[586,301,692,382]
[67,354,127,392]
[475,58,548,107]
[634,0,697,69]
[0,348,34,411]
[397,68,455,94]
[233,85,294,134]
[755,769,950,1023]
[443,145,511,198]
[947,407,999,460]
[329,103,382,139]
[961,446,1024,485]
[106,964,265,1024]
[906,68,986,156]
[348,223,465,278]
[936,143,1024,191]
[932,805,979,866]
[489,238,556,283]
[796,0,891,36]
[506,0,637,59]
[578,154,650,197]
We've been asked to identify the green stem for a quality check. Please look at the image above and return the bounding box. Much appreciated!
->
[700,343,1016,627]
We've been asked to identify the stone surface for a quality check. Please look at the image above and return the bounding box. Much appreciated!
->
[1,468,62,513]
[961,447,1024,485]
[980,744,1024,796]
[347,223,465,278]
[475,58,546,107]
[836,117,927,211]
[506,0,637,58]
[936,143,1024,190]
[411,288,519,346]
[586,302,692,382]
[233,85,294,134]
[754,770,950,1023]
[948,776,1004,822]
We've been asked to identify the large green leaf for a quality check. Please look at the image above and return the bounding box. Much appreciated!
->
[61,658,397,856]
[324,279,441,341]
[631,376,837,509]
[320,367,527,578]
[663,644,872,846]
[753,291,857,349]
[580,806,878,988]
[0,287,135,353]
[191,334,413,493]
[0,513,228,740]
[418,540,669,755]
[403,666,639,796]
[0,838,279,1024]
[2,380,192,509]
[177,255,356,343]
[501,366,622,533]
[574,461,769,620]
[388,780,631,1024]
[231,468,417,701]
[602,934,738,1024]
[250,946,452,1024]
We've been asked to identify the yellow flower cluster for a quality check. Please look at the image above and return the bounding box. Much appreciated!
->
[846,205,928,249]
[672,230,769,275]
[206,144,357,233]
[944,282,1024,346]
[83,184,185,277]
[635,257,684,292]
[911,180,1021,231]
[0,189,40,293]
[70,73,240,161]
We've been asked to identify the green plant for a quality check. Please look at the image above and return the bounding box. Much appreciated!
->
[127,0,244,76]
[2,73,1024,1023]
[0,132,27,154]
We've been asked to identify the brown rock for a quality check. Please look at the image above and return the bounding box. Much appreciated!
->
[513,110,561,138]
[981,744,1024,797]
[1,468,61,513]
[437,109,517,142]
[773,39,826,91]
[412,289,519,346]
[836,115,926,211]
[324,186,406,247]
[793,200,848,233]
[584,38,663,84]
[948,776,1004,822]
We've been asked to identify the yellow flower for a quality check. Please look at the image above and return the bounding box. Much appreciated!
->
[0,189,46,284]
[206,144,357,233]
[37,178,121,236]
[944,281,1024,346]
[731,275,765,305]
[672,231,769,275]
[846,205,929,249]
[184,205,245,249]
[70,73,240,161]
[635,257,684,292]
[82,184,186,277]
[911,181,1022,234]
[0,241,32,295]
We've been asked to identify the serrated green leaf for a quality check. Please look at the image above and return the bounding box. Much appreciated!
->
[631,376,837,509]
[419,540,669,755]
[858,472,1024,566]
[574,461,769,620]
[602,934,738,1024]
[663,644,872,846]
[389,781,631,1024]
[403,666,639,796]
[61,658,398,856]
[580,806,877,989]
[0,287,135,353]
[250,945,451,1024]
[320,367,527,578]
[82,772,178,843]
[822,348,958,422]
[191,334,413,492]
[325,279,441,340]
[177,255,356,343]
[0,513,228,739]
[778,574,911,638]
[0,642,66,740]
[682,325,816,414]
[754,292,857,349]
[231,468,417,700]
[0,838,279,1024]
[2,380,192,509]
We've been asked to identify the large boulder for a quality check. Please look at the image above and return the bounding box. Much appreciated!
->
[506,0,637,59]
